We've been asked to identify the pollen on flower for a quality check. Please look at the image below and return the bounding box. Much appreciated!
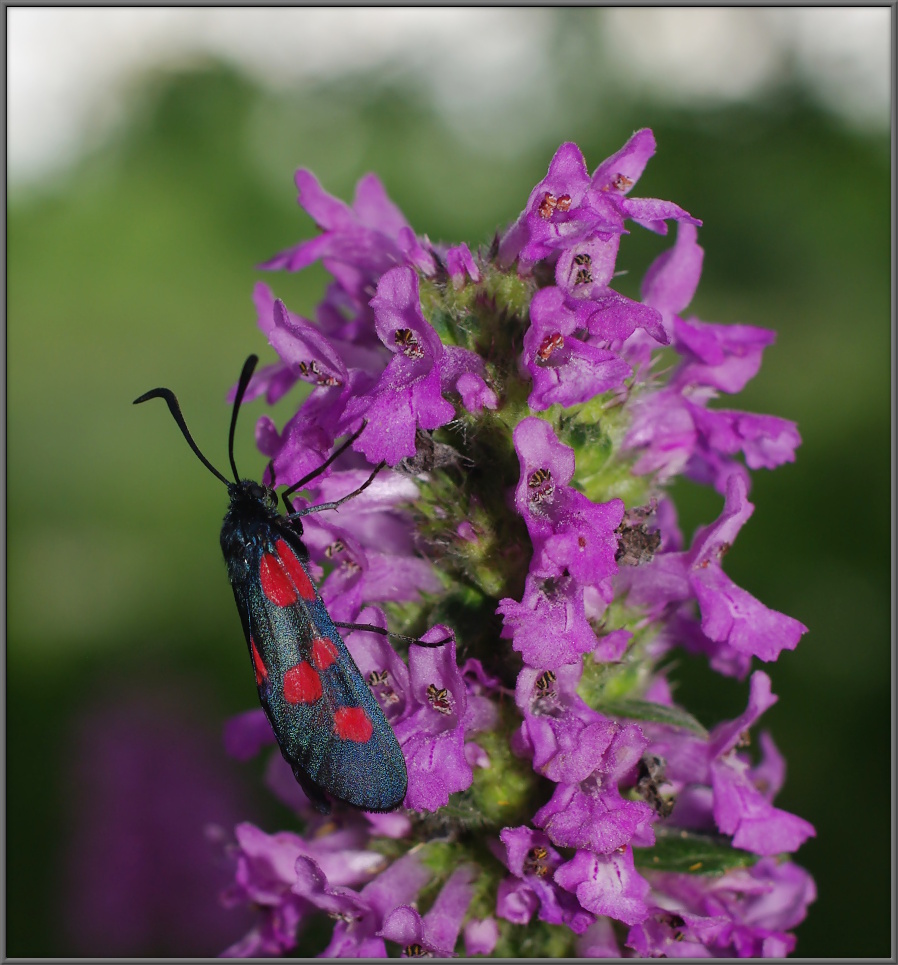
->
[426,684,452,715]
[538,192,558,218]
[298,360,340,386]
[528,467,555,502]
[523,846,551,877]
[404,944,430,958]
[534,670,557,701]
[537,332,565,362]
[394,327,425,359]
[611,173,634,191]
[571,251,593,286]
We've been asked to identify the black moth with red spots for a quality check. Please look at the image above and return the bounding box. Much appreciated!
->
[134,355,413,813]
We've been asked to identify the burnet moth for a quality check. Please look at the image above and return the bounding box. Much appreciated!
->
[135,354,440,814]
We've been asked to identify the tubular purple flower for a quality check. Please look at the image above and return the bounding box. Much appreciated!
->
[497,827,595,934]
[323,850,432,958]
[511,417,624,585]
[554,846,651,927]
[261,170,416,280]
[445,242,481,288]
[379,865,476,957]
[464,916,499,955]
[498,572,600,668]
[523,287,633,410]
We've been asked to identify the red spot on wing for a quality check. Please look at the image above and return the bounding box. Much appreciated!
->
[283,662,323,704]
[260,553,297,606]
[334,706,373,743]
[251,638,268,685]
[312,637,339,670]
[275,539,316,601]
[259,540,316,607]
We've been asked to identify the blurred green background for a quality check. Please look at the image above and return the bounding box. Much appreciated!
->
[7,9,891,958]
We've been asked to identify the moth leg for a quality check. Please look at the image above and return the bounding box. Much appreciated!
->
[333,621,451,648]
[288,461,386,520]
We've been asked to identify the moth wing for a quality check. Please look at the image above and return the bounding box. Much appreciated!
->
[234,532,407,813]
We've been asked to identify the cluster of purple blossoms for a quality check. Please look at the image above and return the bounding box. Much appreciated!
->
[218,130,815,957]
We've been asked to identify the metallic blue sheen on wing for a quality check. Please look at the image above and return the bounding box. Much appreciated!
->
[221,481,407,813]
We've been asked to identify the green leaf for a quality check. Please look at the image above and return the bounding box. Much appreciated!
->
[635,828,758,875]
[601,697,709,738]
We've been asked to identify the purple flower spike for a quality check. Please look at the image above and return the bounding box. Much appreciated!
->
[295,471,440,618]
[397,225,438,275]
[221,821,386,957]
[235,283,376,407]
[269,296,349,390]
[701,672,814,854]
[672,315,775,394]
[291,854,366,921]
[440,345,498,413]
[215,133,814,958]
[554,234,621,291]
[635,858,815,957]
[583,288,668,346]
[689,406,801,473]
[514,415,576,495]
[621,475,807,665]
[223,708,275,761]
[576,918,622,957]
[711,754,816,855]
[707,669,778,758]
[591,128,658,195]
[521,712,616,785]
[642,671,815,857]
[499,142,609,267]
[626,908,729,958]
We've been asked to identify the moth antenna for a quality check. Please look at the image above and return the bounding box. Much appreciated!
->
[282,420,368,498]
[228,355,259,484]
[133,386,230,486]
